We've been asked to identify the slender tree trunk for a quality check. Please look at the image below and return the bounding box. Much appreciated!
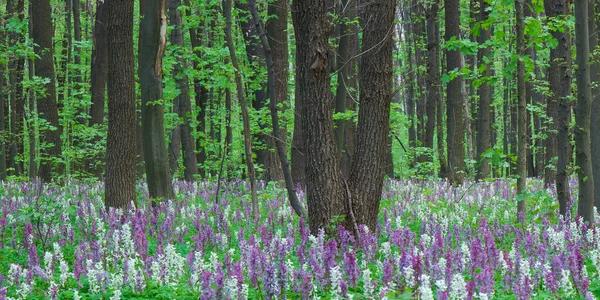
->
[424,1,439,176]
[0,52,6,180]
[167,0,197,181]
[105,0,136,209]
[183,0,208,178]
[32,0,62,182]
[445,0,466,185]
[27,2,36,179]
[248,0,306,217]
[545,0,573,215]
[574,0,595,224]
[88,0,107,177]
[476,0,492,180]
[516,0,528,219]
[591,0,600,210]
[72,0,81,104]
[223,0,259,219]
[6,0,26,176]
[59,0,72,105]
[139,0,175,199]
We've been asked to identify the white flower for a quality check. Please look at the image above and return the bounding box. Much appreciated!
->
[380,242,391,257]
[403,265,415,288]
[362,268,374,298]
[73,290,81,300]
[449,273,467,300]
[330,265,342,299]
[110,290,122,300]
[419,275,434,300]
[560,269,575,297]
[59,260,70,285]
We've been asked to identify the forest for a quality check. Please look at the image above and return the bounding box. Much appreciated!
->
[1,0,600,298]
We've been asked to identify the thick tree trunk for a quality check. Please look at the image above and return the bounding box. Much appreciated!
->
[32,0,62,182]
[574,0,595,224]
[139,0,175,199]
[516,0,528,219]
[105,0,137,209]
[445,0,466,185]
[476,0,492,180]
[348,0,395,230]
[168,0,197,181]
[88,0,107,177]
[292,0,346,231]
[223,0,259,219]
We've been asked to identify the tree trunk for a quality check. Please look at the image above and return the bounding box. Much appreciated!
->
[516,0,528,219]
[72,0,82,99]
[6,0,26,176]
[0,52,6,180]
[574,0,595,224]
[545,0,573,215]
[27,2,36,179]
[183,0,208,178]
[139,0,175,200]
[168,0,198,181]
[334,0,357,178]
[445,0,466,185]
[424,1,439,176]
[248,0,306,217]
[223,0,259,219]
[589,0,600,211]
[105,0,137,209]
[292,0,347,231]
[32,0,62,182]
[476,0,492,180]
[348,0,395,230]
[88,0,107,177]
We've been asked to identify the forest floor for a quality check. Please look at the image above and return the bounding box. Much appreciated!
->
[0,178,598,299]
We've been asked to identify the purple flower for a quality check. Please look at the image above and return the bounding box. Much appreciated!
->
[343,251,359,287]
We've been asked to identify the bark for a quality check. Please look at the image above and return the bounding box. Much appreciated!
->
[292,0,346,231]
[405,8,417,162]
[72,0,82,94]
[248,0,307,217]
[445,0,466,185]
[476,0,492,180]
[167,0,197,181]
[0,51,6,180]
[348,0,395,230]
[27,3,36,179]
[545,0,572,215]
[32,0,62,182]
[516,0,528,219]
[589,0,600,211]
[59,0,72,105]
[574,0,595,224]
[105,0,137,209]
[139,0,175,199]
[223,0,259,219]
[88,0,107,177]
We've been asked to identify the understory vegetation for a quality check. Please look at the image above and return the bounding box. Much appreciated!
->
[0,179,599,299]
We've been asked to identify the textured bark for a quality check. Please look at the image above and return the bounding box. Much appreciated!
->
[293,0,346,231]
[591,0,600,210]
[6,0,26,175]
[516,0,528,218]
[32,0,62,182]
[348,0,395,230]
[476,0,492,180]
[223,0,259,218]
[105,0,137,209]
[445,0,466,185]
[167,0,197,181]
[72,0,82,91]
[88,0,107,177]
[424,1,439,176]
[0,50,6,180]
[574,0,595,224]
[27,3,36,179]
[139,0,175,200]
[59,0,72,105]
[404,8,417,161]
[545,0,572,215]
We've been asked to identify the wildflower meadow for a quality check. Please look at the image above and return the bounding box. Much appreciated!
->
[0,179,599,299]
